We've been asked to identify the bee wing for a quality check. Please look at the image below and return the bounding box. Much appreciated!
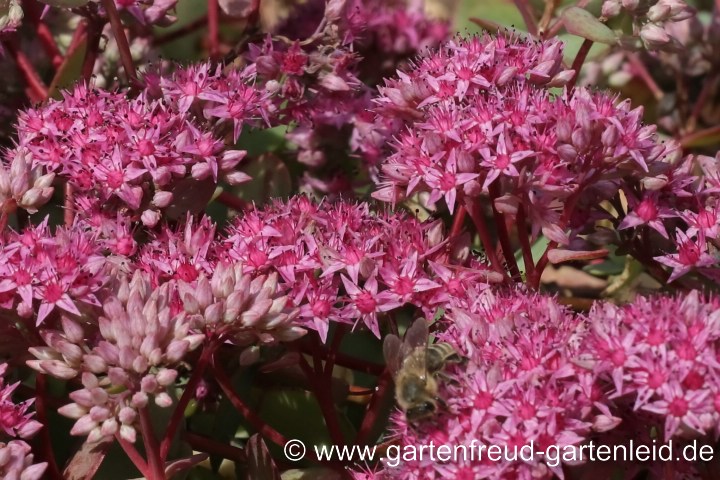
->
[401,319,430,381]
[403,318,429,351]
[383,333,404,376]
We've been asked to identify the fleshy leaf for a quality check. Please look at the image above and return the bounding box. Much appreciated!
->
[562,7,618,45]
[63,438,113,480]
[547,248,609,264]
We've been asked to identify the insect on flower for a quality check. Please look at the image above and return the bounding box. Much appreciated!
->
[383,318,462,422]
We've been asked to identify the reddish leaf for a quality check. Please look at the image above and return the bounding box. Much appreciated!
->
[547,248,609,264]
[246,434,281,480]
[63,438,113,480]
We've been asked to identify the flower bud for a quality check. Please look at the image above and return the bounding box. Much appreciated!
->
[640,23,671,50]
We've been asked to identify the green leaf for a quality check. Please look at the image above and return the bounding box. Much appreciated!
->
[236,126,288,157]
[514,235,550,274]
[562,7,618,45]
[48,38,88,98]
[583,257,625,277]
[257,389,355,465]
[281,468,343,480]
[231,153,292,205]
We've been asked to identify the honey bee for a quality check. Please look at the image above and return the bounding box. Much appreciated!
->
[383,318,461,421]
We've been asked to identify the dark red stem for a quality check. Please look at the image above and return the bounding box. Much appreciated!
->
[154,15,209,45]
[680,125,720,149]
[298,352,346,446]
[101,0,142,88]
[355,370,393,446]
[139,407,166,480]
[627,53,664,101]
[208,0,220,60]
[513,0,538,35]
[516,204,536,280]
[25,0,63,67]
[116,433,151,478]
[489,184,521,280]
[160,342,216,460]
[182,432,246,463]
[567,39,593,92]
[449,206,467,239]
[212,359,289,447]
[34,374,63,480]
[81,20,104,82]
[2,41,48,102]
[217,191,249,211]
[63,184,75,226]
[464,198,508,280]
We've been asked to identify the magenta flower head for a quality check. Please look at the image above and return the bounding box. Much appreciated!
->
[0,364,42,441]
[218,195,496,342]
[369,289,606,479]
[27,271,204,443]
[583,291,720,442]
[13,69,260,227]
[0,219,110,324]
[137,214,218,287]
[371,34,678,245]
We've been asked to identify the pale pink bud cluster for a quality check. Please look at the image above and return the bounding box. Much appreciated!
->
[0,0,22,35]
[111,0,178,26]
[0,148,54,214]
[602,0,694,51]
[178,262,305,345]
[27,271,203,443]
[0,441,47,480]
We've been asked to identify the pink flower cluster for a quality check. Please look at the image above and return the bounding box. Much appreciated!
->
[612,152,720,284]
[584,291,720,442]
[371,289,604,479]
[361,288,720,479]
[247,37,371,194]
[244,0,449,195]
[12,62,266,226]
[360,33,571,167]
[219,196,500,340]
[371,34,680,247]
[325,0,449,67]
[0,220,110,324]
